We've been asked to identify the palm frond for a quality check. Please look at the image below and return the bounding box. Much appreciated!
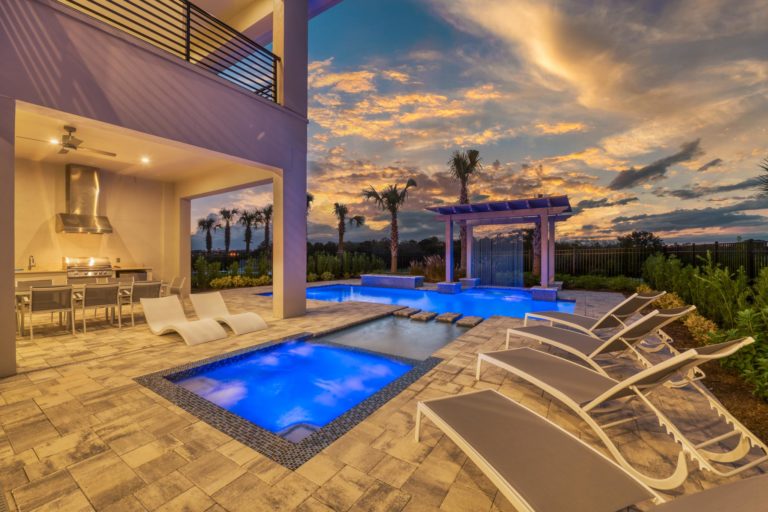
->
[350,215,365,227]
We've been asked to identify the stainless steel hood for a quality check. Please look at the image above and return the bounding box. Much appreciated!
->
[56,165,113,234]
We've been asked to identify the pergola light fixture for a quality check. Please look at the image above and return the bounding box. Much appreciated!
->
[140,156,150,164]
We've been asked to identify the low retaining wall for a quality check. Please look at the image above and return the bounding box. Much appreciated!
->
[361,274,424,289]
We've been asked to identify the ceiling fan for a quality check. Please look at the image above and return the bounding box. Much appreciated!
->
[18,125,117,157]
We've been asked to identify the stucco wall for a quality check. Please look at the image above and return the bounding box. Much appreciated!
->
[15,159,174,279]
[0,0,307,169]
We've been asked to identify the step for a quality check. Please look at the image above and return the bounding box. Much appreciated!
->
[456,316,483,327]
[393,307,421,318]
[411,311,437,322]
[436,312,462,323]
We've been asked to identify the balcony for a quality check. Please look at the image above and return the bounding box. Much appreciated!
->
[59,0,279,101]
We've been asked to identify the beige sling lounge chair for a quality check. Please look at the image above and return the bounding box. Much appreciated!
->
[189,292,268,335]
[416,389,768,511]
[140,296,227,346]
[507,306,695,374]
[525,290,666,334]
[475,338,768,489]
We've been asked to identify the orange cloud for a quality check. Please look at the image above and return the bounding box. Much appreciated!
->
[535,122,588,134]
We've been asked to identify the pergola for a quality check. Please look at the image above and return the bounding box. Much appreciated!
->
[426,195,572,287]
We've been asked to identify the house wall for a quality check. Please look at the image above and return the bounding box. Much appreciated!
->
[0,0,309,376]
[14,159,173,279]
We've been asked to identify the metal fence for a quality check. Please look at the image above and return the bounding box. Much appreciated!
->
[522,240,768,279]
[62,0,279,100]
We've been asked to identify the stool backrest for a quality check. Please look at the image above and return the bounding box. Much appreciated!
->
[131,281,162,302]
[30,286,73,313]
[83,284,120,308]
[16,279,53,291]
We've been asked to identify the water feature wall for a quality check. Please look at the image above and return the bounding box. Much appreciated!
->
[472,232,525,287]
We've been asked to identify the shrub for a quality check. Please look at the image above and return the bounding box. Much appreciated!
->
[253,275,272,286]
[409,260,425,276]
[423,255,446,282]
[683,314,718,344]
[307,273,319,282]
[320,271,335,281]
[193,256,221,289]
[556,274,641,293]
[228,261,240,277]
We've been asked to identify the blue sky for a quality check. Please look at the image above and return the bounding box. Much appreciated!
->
[192,0,768,251]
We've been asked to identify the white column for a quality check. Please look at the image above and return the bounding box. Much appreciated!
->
[539,213,549,287]
[178,198,192,297]
[272,0,308,319]
[548,217,556,285]
[0,96,15,377]
[273,0,308,114]
[465,224,473,279]
[445,219,454,282]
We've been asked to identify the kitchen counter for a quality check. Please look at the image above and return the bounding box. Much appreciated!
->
[14,268,66,275]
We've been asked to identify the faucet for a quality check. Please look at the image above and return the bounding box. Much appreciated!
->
[28,255,35,270]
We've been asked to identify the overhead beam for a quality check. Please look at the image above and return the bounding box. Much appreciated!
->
[435,206,570,222]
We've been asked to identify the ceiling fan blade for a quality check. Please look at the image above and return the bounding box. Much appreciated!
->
[16,135,55,144]
[68,136,83,147]
[58,147,69,155]
[79,146,117,157]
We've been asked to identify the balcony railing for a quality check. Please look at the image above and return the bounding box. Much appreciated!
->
[62,0,279,102]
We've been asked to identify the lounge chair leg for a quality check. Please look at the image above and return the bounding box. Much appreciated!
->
[415,406,423,442]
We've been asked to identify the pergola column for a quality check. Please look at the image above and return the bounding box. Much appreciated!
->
[0,97,15,377]
[539,213,549,287]
[445,219,454,282]
[465,224,473,279]
[548,217,556,285]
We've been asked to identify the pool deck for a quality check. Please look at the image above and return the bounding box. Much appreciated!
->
[1,285,765,510]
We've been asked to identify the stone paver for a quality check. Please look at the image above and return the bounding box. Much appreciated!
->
[455,316,483,327]
[410,312,437,322]
[393,308,420,318]
[435,313,461,323]
[0,286,765,511]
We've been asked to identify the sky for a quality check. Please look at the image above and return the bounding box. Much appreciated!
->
[192,0,768,251]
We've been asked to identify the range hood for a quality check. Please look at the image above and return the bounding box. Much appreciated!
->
[56,165,113,234]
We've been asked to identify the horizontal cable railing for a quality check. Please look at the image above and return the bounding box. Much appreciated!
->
[61,0,279,101]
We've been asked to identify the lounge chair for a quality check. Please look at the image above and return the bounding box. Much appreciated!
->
[506,306,696,374]
[475,338,768,489]
[140,296,227,346]
[189,292,268,335]
[524,290,666,334]
[416,389,768,510]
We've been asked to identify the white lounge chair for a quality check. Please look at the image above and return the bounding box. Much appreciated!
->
[140,295,227,346]
[189,292,268,335]
[475,338,768,489]
[507,306,696,374]
[416,389,768,511]
[524,290,666,334]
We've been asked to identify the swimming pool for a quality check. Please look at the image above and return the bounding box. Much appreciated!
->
[137,332,441,468]
[293,284,574,318]
[173,341,411,442]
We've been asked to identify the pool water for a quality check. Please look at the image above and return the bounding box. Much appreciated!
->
[297,284,574,318]
[314,315,464,360]
[173,341,412,442]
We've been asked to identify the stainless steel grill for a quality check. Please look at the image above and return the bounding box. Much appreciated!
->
[64,256,114,278]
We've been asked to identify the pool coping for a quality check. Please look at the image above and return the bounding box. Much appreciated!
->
[134,327,441,470]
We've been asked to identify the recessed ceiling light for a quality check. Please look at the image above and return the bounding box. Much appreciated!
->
[49,138,58,145]
[141,156,150,164]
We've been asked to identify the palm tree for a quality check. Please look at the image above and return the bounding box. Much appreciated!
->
[197,216,218,255]
[362,178,417,273]
[238,209,262,256]
[306,192,315,216]
[759,158,768,194]
[260,204,273,252]
[333,203,365,256]
[448,149,482,271]
[218,208,239,255]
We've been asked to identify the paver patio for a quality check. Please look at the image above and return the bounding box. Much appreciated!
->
[1,287,765,511]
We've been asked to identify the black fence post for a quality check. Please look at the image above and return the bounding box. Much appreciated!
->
[713,241,719,265]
